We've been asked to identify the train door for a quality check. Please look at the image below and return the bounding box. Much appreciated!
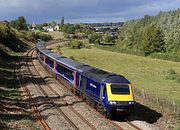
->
[78,75,81,88]
[82,76,87,92]
[100,85,105,101]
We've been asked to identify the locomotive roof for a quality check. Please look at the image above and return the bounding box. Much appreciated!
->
[56,57,84,70]
[79,66,130,84]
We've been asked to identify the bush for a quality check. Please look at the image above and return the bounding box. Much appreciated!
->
[32,32,52,41]
[166,69,177,80]
[69,56,75,60]
[165,69,180,83]
[89,33,101,44]
[68,40,91,49]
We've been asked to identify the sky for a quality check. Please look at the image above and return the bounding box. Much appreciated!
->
[0,0,180,24]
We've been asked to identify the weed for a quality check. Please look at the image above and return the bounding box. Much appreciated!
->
[166,69,177,80]
[69,56,75,60]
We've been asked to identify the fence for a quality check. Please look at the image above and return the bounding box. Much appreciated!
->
[132,85,180,114]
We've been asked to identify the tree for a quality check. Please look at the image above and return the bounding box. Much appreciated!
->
[42,23,48,26]
[50,21,57,28]
[9,16,28,30]
[89,33,101,44]
[61,16,64,26]
[61,24,68,32]
[141,25,165,55]
[67,25,75,34]
[17,16,28,30]
[103,33,114,43]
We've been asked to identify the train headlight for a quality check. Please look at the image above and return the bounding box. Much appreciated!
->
[128,101,134,104]
[109,101,116,105]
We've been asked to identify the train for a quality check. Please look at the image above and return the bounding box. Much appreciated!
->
[36,40,135,118]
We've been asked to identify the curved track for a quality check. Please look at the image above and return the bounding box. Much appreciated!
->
[16,48,51,130]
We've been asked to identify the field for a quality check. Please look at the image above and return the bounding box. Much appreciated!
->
[47,31,64,39]
[60,47,180,106]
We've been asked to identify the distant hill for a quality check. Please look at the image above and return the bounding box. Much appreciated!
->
[84,22,124,27]
[116,9,180,56]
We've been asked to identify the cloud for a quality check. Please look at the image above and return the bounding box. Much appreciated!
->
[0,0,179,23]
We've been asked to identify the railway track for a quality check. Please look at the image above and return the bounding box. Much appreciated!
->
[27,48,98,130]
[16,48,51,130]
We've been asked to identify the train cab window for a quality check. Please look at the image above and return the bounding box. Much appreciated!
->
[111,84,130,94]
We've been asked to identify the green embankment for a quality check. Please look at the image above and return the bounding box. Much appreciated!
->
[60,47,180,106]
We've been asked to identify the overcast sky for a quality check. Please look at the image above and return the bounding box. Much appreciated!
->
[0,0,180,24]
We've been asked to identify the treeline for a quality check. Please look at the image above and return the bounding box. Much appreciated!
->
[0,17,52,53]
[116,9,180,56]
[0,21,30,52]
[61,24,93,35]
[84,22,124,27]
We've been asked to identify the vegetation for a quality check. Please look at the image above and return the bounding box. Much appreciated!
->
[86,22,124,27]
[165,69,180,83]
[60,47,180,106]
[32,32,52,41]
[88,33,101,44]
[116,9,180,56]
[67,40,91,49]
[60,23,93,35]
[0,20,40,129]
[0,22,31,52]
[60,16,65,26]
[47,31,64,40]
[9,16,28,30]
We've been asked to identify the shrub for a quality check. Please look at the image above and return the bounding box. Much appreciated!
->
[166,69,177,80]
[165,69,180,83]
[89,33,101,44]
[68,40,91,49]
[69,56,75,60]
[32,32,52,41]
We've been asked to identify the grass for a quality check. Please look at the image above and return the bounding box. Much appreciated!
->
[60,47,180,106]
[47,31,64,40]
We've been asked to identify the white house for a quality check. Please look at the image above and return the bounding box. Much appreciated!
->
[46,26,54,32]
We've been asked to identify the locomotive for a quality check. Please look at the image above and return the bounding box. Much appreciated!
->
[36,40,134,118]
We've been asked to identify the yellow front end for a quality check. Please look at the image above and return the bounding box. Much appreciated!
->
[106,83,134,102]
[105,83,134,114]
